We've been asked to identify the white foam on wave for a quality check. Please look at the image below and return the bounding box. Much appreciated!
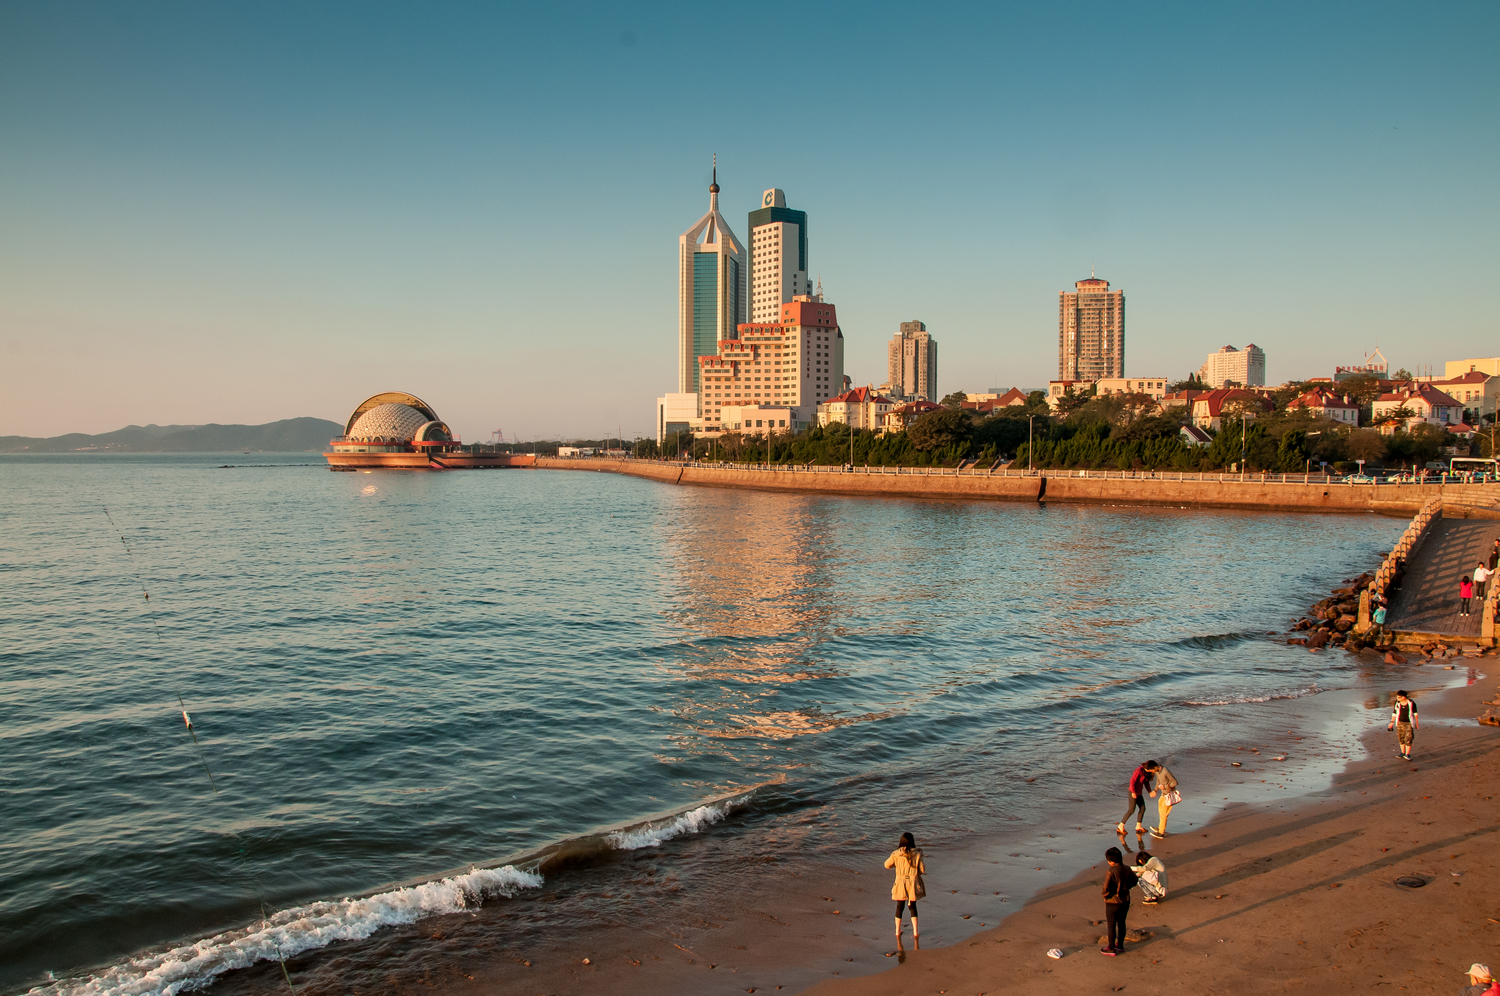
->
[606,798,739,850]
[30,865,543,996]
[1183,685,1321,706]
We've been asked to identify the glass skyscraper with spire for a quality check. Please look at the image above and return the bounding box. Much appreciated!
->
[677,167,746,398]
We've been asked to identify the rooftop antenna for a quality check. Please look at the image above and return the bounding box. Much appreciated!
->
[710,153,718,193]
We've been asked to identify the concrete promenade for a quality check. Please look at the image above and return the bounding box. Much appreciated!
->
[1386,518,1500,641]
[534,458,1500,518]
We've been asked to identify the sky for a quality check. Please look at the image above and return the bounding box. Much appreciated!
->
[1,0,1496,441]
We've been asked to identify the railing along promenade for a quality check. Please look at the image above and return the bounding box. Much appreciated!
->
[535,458,1500,518]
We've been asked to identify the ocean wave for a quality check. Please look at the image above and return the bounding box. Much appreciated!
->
[1182,685,1322,706]
[29,786,765,995]
[1165,632,1252,651]
[29,865,542,996]
[606,798,740,850]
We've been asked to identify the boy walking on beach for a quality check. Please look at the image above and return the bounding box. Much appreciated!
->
[1388,690,1418,760]
[1116,761,1159,834]
[1100,846,1136,955]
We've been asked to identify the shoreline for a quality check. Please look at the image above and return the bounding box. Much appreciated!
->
[803,662,1499,996]
[199,660,1484,996]
[531,459,1500,518]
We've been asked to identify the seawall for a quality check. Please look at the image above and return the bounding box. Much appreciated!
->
[532,459,1500,517]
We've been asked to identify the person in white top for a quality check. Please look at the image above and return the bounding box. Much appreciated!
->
[1475,562,1494,601]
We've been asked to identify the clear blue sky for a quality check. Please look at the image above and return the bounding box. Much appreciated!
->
[2,0,1495,440]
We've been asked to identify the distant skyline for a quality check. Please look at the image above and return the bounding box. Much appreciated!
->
[2,1,1496,441]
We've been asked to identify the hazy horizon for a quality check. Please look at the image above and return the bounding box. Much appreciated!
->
[3,1,1496,441]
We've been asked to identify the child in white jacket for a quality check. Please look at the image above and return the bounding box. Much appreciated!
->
[1135,851,1168,904]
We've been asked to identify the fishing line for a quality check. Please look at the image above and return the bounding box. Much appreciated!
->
[101,507,296,992]
[102,507,217,791]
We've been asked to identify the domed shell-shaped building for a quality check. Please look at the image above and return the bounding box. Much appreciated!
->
[325,392,532,470]
[326,392,459,469]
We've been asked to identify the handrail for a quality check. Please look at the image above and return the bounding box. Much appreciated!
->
[1357,495,1444,633]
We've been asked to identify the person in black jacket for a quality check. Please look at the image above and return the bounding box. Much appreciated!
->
[1100,846,1137,955]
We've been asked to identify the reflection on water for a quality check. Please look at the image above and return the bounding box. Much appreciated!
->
[0,457,1410,995]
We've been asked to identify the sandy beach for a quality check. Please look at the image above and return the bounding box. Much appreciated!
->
[803,665,1500,996]
[204,658,1500,996]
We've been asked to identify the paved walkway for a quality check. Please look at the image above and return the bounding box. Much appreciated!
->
[1387,518,1499,638]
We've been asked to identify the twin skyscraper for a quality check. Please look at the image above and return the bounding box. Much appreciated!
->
[677,175,813,395]
[665,168,845,440]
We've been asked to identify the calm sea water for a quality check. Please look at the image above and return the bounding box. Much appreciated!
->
[0,455,1404,994]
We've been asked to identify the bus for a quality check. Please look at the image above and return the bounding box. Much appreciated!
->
[1449,457,1498,481]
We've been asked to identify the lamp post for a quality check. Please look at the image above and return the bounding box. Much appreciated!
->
[1240,412,1247,479]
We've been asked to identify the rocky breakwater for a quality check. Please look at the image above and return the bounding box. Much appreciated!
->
[1287,571,1393,655]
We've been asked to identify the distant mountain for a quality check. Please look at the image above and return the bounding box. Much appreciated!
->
[0,417,344,453]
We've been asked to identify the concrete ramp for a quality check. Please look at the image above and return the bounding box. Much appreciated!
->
[1386,518,1499,639]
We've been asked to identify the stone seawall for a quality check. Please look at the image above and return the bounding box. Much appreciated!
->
[533,459,1500,517]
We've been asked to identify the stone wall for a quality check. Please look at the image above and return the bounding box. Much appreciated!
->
[532,459,1500,517]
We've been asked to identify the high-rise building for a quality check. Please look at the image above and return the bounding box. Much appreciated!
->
[678,165,746,400]
[1199,344,1266,387]
[747,189,809,323]
[695,289,842,432]
[1058,276,1125,381]
[886,320,938,401]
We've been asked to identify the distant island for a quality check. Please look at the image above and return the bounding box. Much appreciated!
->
[0,417,343,454]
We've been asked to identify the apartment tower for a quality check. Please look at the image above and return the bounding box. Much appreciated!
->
[1199,344,1266,387]
[1058,276,1125,381]
[696,289,843,431]
[747,189,809,323]
[887,320,938,401]
[678,164,747,398]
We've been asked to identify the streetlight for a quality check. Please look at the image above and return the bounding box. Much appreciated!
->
[1240,412,1247,479]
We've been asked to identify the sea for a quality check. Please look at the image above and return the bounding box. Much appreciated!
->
[0,454,1414,995]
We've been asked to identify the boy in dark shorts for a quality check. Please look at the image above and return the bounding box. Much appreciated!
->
[1388,690,1418,759]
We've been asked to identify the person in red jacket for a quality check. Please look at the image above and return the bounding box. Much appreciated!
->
[1116,760,1160,835]
[1460,575,1475,617]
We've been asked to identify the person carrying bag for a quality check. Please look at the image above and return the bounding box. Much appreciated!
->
[1151,763,1182,838]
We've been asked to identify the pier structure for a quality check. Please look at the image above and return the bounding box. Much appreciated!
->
[1381,513,1500,647]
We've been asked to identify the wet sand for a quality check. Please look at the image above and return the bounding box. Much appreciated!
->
[804,666,1500,996]
[207,659,1496,996]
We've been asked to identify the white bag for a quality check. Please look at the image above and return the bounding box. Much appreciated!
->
[1164,789,1182,806]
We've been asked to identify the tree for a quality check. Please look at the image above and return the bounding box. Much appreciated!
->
[1276,429,1310,471]
[1169,372,1205,392]
[908,407,973,451]
[939,391,969,409]
[1053,387,1092,417]
[1375,405,1415,428]
[1405,423,1448,466]
[1024,390,1049,413]
[972,414,1031,454]
[1346,428,1388,464]
[1392,368,1414,382]
[633,437,659,458]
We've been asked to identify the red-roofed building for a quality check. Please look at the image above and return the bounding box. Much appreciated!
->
[1288,388,1360,426]
[880,399,942,433]
[1160,389,1209,413]
[1191,389,1274,430]
[1371,385,1464,433]
[817,386,898,430]
[1414,370,1497,412]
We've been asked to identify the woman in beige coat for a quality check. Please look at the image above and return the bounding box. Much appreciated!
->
[884,832,926,946]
